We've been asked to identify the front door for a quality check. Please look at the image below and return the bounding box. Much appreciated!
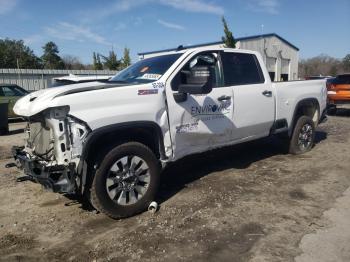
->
[166,51,234,159]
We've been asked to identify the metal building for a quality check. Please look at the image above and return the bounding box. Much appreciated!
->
[138,33,299,81]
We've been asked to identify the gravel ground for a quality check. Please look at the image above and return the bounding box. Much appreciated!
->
[0,109,350,262]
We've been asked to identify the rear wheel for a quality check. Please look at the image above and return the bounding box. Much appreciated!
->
[90,142,160,219]
[289,116,315,155]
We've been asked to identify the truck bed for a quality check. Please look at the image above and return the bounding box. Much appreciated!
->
[273,79,327,127]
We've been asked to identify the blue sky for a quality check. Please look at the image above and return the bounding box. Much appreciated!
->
[0,0,349,64]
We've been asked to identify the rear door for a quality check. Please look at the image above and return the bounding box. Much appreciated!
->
[166,51,235,159]
[221,51,275,140]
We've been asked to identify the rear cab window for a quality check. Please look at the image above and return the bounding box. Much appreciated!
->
[221,52,265,86]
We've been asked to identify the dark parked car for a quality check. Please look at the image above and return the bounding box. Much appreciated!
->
[0,84,29,118]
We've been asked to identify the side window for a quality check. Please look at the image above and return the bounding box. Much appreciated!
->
[2,86,25,96]
[0,88,4,96]
[222,53,265,86]
[13,86,28,95]
[171,52,222,91]
[2,87,17,96]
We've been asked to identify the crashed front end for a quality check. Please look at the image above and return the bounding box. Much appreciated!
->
[12,106,90,193]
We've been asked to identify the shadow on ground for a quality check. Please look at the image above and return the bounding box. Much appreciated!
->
[157,131,327,204]
[11,129,327,213]
[7,128,25,136]
[333,108,350,117]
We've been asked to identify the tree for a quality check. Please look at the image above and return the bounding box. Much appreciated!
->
[221,16,236,48]
[343,54,350,71]
[0,38,42,69]
[298,54,343,78]
[62,55,85,70]
[93,52,103,70]
[121,47,131,69]
[101,50,120,70]
[41,41,65,69]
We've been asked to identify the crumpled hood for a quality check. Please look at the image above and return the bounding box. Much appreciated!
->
[13,81,141,117]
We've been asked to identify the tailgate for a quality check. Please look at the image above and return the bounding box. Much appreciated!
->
[334,84,350,91]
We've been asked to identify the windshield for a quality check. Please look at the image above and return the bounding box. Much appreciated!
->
[109,53,182,84]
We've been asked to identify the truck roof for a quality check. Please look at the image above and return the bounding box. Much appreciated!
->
[142,47,259,59]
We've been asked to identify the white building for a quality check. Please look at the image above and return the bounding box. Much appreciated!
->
[138,33,299,81]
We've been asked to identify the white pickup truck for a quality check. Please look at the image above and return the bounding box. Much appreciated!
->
[11,47,327,218]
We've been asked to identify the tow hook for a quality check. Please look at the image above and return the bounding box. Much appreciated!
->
[5,162,16,168]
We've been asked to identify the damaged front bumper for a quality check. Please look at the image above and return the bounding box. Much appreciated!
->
[12,146,77,193]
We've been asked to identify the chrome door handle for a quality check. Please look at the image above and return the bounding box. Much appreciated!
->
[217,95,231,101]
[262,90,272,97]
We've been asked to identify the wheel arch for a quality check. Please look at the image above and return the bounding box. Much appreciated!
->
[289,98,320,136]
[77,121,166,195]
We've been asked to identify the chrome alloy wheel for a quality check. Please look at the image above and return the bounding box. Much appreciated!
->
[106,155,150,205]
[298,123,313,150]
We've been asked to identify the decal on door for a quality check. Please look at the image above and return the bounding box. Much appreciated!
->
[176,122,199,133]
[152,82,165,89]
[138,89,158,95]
[191,102,231,121]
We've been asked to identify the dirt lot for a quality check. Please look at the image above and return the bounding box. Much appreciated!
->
[1,110,350,262]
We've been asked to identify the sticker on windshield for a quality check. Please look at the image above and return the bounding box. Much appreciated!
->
[137,73,162,81]
[138,89,158,95]
[140,66,149,73]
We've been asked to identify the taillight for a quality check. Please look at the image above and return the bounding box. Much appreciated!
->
[326,82,334,90]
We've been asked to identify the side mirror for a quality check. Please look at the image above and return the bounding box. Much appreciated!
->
[177,65,213,95]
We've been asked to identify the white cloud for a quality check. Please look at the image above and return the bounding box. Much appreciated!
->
[23,34,44,45]
[80,0,224,22]
[157,19,185,30]
[80,0,148,22]
[45,22,112,46]
[0,0,17,15]
[159,0,224,15]
[246,0,280,14]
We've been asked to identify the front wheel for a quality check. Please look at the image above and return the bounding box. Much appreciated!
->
[90,142,161,219]
[289,116,315,155]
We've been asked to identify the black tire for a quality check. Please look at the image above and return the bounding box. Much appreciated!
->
[90,142,161,219]
[0,127,8,136]
[289,116,315,155]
